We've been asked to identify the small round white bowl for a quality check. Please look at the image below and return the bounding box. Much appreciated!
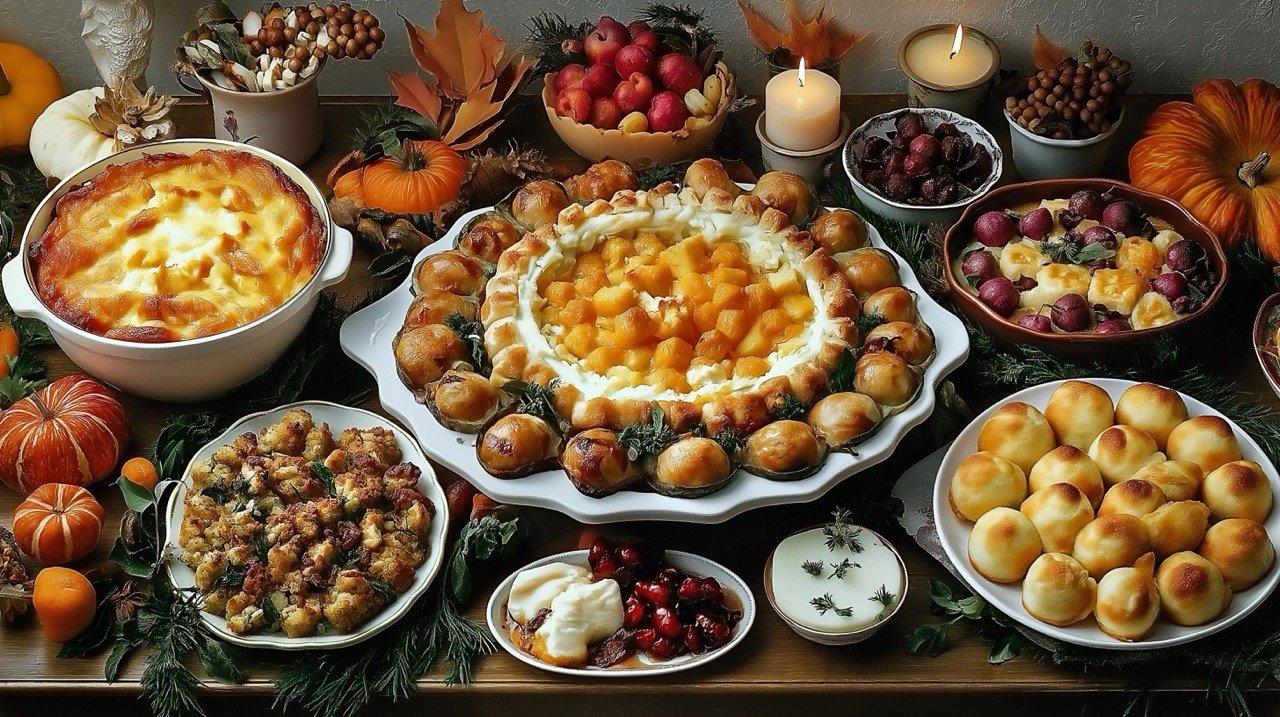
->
[842,108,1002,226]
[163,401,450,650]
[2,138,352,402]
[762,525,909,646]
[487,549,755,676]
[1004,106,1124,180]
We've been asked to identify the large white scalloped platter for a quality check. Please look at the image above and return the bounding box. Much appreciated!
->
[341,202,969,524]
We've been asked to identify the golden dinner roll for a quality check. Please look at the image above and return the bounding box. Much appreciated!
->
[1098,479,1167,518]
[1021,553,1097,626]
[1130,460,1203,502]
[1028,446,1105,508]
[1095,553,1160,641]
[977,402,1057,474]
[853,351,920,408]
[1198,519,1276,590]
[1166,416,1242,474]
[1141,501,1210,559]
[1114,383,1188,449]
[1088,425,1165,486]
[1073,514,1152,579]
[806,392,882,449]
[862,287,918,324]
[1044,380,1115,450]
[1155,551,1232,626]
[1020,483,1095,553]
[948,452,1028,522]
[968,507,1043,583]
[1202,460,1274,522]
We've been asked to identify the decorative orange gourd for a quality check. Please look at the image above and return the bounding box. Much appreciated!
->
[0,42,63,149]
[1129,78,1280,261]
[13,484,104,564]
[344,139,466,215]
[0,375,130,494]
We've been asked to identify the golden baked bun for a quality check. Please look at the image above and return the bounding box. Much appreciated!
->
[1072,514,1152,578]
[1028,446,1105,508]
[1114,383,1188,449]
[1021,553,1097,626]
[1155,551,1232,626]
[808,208,868,255]
[807,392,882,449]
[1130,460,1203,502]
[1198,518,1276,590]
[968,507,1043,583]
[1020,483,1094,553]
[1202,460,1274,522]
[949,452,1028,522]
[1141,501,1210,559]
[853,351,919,407]
[1044,380,1115,450]
[863,287,917,324]
[977,402,1057,474]
[1166,416,1242,474]
[1088,425,1165,486]
[1095,553,1160,641]
[1098,478,1167,518]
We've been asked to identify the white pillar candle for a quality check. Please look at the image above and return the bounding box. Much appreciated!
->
[764,59,842,152]
[902,24,995,89]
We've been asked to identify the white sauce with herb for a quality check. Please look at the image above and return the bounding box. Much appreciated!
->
[770,527,903,632]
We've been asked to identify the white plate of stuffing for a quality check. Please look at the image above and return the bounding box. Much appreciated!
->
[163,401,449,650]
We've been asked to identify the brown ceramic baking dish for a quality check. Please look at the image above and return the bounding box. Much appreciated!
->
[943,179,1229,361]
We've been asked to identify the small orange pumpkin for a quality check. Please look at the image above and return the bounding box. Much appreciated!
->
[13,483,104,564]
[1129,79,1280,261]
[335,139,466,215]
[0,42,63,149]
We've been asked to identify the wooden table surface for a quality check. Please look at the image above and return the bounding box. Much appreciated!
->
[1,94,1276,717]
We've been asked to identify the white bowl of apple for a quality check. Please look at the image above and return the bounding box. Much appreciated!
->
[541,15,735,169]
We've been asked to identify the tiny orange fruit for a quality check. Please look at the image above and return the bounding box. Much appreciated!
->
[32,567,97,643]
[0,324,17,379]
[121,457,159,492]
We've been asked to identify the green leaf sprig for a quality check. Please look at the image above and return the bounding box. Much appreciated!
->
[618,405,679,460]
[810,593,853,618]
[801,560,824,577]
[445,311,488,372]
[828,558,858,580]
[822,507,863,553]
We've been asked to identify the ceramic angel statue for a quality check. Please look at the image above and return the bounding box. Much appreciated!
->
[81,0,156,87]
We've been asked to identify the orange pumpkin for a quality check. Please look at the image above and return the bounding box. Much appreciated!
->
[1129,79,1280,261]
[339,139,466,215]
[13,483,104,564]
[0,42,63,149]
[0,375,130,494]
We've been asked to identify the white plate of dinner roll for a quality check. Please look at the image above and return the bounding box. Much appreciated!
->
[934,378,1280,650]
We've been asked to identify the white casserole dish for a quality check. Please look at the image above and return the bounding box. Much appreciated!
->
[1,138,352,402]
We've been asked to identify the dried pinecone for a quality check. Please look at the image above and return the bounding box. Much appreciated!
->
[89,78,178,152]
[0,526,33,624]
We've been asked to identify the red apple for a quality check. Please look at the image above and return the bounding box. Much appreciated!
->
[554,63,585,91]
[614,44,654,78]
[627,19,651,39]
[613,71,655,113]
[596,16,629,40]
[647,90,689,133]
[582,63,620,99]
[657,53,703,95]
[589,97,624,129]
[555,86,592,123]
[631,29,661,53]
[585,31,624,66]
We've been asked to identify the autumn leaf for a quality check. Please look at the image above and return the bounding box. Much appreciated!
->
[738,0,861,64]
[389,71,443,124]
[402,0,504,99]
[1032,26,1070,71]
[445,56,536,150]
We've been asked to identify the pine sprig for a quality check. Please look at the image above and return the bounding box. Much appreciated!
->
[638,2,719,52]
[524,13,591,76]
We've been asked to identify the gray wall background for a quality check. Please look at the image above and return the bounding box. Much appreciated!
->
[3,0,1276,96]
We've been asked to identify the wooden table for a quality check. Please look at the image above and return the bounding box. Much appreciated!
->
[1,95,1276,717]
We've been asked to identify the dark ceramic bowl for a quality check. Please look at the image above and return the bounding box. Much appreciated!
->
[1252,293,1280,400]
[943,179,1229,361]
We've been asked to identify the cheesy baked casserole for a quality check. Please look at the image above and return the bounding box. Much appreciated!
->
[177,409,435,637]
[30,149,326,342]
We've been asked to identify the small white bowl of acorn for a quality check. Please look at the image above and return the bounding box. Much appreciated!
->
[763,510,908,646]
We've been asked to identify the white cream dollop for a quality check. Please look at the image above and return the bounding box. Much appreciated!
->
[507,562,591,623]
[533,579,625,665]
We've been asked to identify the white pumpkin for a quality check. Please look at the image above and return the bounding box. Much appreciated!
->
[29,86,175,181]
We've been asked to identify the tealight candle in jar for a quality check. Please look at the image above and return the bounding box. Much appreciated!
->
[765,523,907,644]
[898,24,1000,115]
[764,58,842,152]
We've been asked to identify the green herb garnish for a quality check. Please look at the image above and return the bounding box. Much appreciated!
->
[711,427,745,457]
[828,558,858,580]
[870,584,896,609]
[855,312,888,335]
[822,507,864,553]
[810,593,853,618]
[801,560,824,577]
[772,394,808,421]
[370,579,399,603]
[827,349,857,393]
[501,380,562,429]
[310,461,336,498]
[445,312,488,372]
[618,406,678,460]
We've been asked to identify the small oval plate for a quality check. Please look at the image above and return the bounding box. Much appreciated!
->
[487,549,755,677]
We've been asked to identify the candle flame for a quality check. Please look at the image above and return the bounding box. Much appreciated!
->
[797,56,807,87]
[949,24,964,59]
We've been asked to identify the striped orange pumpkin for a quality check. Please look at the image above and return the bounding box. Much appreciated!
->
[12,483,104,564]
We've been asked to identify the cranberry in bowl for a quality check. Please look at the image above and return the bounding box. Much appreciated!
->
[944,179,1228,360]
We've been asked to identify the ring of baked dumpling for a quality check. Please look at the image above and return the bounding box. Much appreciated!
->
[482,183,861,434]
